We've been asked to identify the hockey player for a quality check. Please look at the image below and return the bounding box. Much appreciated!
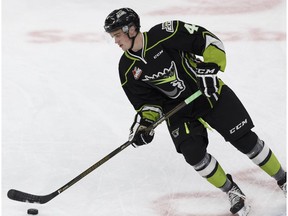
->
[104,8,286,216]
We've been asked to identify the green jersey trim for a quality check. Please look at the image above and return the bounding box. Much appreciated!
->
[121,60,136,86]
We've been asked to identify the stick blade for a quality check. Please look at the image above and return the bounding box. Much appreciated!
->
[7,189,58,204]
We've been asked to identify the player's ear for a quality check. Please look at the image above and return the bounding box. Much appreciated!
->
[128,25,137,37]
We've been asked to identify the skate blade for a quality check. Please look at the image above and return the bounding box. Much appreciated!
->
[236,204,251,216]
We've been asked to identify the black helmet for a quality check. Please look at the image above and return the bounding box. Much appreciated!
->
[104,8,140,33]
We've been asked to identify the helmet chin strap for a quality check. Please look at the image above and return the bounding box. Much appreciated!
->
[128,31,139,50]
[122,25,139,50]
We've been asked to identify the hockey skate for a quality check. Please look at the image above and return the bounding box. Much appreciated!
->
[226,174,251,216]
[279,182,287,197]
[277,172,287,197]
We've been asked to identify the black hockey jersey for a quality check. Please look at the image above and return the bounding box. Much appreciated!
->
[118,20,226,123]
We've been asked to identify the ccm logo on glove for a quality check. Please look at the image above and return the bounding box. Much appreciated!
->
[197,68,217,74]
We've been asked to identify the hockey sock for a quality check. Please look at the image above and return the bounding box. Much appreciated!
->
[246,138,285,181]
[193,153,232,191]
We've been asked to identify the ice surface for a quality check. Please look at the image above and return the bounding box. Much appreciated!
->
[2,0,286,215]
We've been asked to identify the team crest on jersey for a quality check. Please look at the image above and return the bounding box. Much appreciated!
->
[142,61,186,99]
[162,21,174,33]
[132,67,143,80]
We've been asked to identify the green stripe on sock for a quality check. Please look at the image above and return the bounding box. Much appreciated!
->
[260,153,281,176]
[207,164,227,188]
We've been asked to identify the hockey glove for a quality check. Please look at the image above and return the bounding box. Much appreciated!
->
[196,62,220,101]
[129,112,155,147]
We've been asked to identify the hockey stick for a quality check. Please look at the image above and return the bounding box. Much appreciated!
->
[7,90,202,204]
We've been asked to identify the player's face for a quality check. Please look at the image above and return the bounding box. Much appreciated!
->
[110,29,131,51]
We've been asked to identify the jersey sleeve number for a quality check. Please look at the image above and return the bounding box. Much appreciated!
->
[184,23,199,34]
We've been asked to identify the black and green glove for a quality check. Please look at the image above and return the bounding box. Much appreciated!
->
[196,62,220,99]
[129,112,155,147]
[128,105,163,147]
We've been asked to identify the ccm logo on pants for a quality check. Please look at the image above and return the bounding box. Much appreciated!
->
[230,119,247,134]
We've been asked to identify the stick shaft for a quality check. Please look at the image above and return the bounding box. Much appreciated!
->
[59,91,203,194]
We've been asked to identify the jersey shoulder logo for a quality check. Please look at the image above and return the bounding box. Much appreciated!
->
[162,21,174,33]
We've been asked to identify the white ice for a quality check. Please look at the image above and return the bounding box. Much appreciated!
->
[2,0,287,215]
